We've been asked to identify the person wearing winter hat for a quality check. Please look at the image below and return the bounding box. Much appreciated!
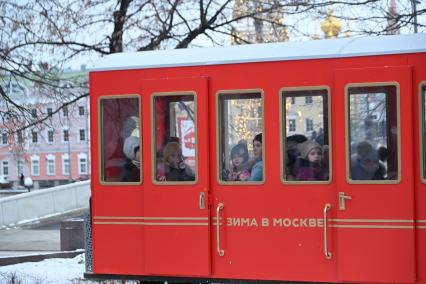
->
[351,148,384,180]
[249,133,263,181]
[159,141,195,182]
[285,134,308,180]
[120,116,141,182]
[223,140,251,181]
[294,140,328,181]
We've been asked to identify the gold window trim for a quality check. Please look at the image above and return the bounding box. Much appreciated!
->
[345,82,401,184]
[279,86,332,185]
[98,94,142,186]
[150,91,198,185]
[215,89,265,186]
[420,81,426,184]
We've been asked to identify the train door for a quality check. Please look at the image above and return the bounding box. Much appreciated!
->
[211,85,336,282]
[334,66,416,283]
[141,77,210,276]
[418,81,426,283]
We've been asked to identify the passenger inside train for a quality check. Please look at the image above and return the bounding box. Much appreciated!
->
[157,141,195,182]
[347,85,399,181]
[294,140,329,181]
[218,91,264,183]
[222,140,251,181]
[99,96,141,183]
[350,141,384,180]
[285,134,308,180]
[282,89,330,182]
[153,94,197,182]
[120,116,141,182]
[249,133,263,181]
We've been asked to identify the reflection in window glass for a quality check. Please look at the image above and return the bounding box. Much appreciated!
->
[283,89,329,182]
[348,86,398,181]
[423,85,426,179]
[218,92,263,182]
[100,97,141,183]
[154,95,196,182]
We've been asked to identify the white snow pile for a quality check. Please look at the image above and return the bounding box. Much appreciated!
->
[0,253,87,284]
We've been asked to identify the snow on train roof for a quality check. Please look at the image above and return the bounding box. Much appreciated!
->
[91,33,426,72]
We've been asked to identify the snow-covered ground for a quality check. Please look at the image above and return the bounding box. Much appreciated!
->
[0,254,87,284]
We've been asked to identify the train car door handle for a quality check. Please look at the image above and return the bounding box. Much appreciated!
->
[216,203,225,257]
[323,203,332,260]
[339,192,352,210]
[199,192,205,209]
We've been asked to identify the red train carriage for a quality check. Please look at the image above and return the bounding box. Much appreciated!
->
[85,33,426,283]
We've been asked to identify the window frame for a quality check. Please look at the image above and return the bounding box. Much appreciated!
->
[151,91,198,185]
[305,118,314,132]
[46,154,56,176]
[215,89,265,185]
[420,81,426,184]
[288,119,296,132]
[46,129,54,144]
[2,160,9,177]
[98,94,142,186]
[305,96,313,104]
[63,106,69,117]
[31,155,40,176]
[78,153,88,175]
[79,128,86,142]
[31,130,38,144]
[280,86,332,185]
[78,106,85,116]
[17,160,24,176]
[62,128,70,143]
[62,154,70,176]
[1,131,7,145]
[345,82,401,184]
[16,130,24,144]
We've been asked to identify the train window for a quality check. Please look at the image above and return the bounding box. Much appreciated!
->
[281,88,330,183]
[99,96,141,184]
[153,94,197,183]
[422,84,426,181]
[347,85,399,182]
[217,91,264,183]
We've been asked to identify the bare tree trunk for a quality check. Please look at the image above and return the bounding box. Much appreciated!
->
[110,0,133,53]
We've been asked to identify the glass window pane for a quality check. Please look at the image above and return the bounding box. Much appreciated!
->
[218,92,263,182]
[422,85,426,180]
[283,89,329,182]
[154,94,196,182]
[348,86,398,181]
[100,97,141,183]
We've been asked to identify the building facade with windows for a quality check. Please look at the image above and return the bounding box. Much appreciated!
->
[0,70,90,189]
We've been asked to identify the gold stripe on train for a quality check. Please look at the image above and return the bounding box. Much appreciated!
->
[330,224,414,229]
[330,219,414,223]
[94,216,208,221]
[94,221,208,226]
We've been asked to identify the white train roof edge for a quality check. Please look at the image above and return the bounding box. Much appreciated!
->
[91,33,426,72]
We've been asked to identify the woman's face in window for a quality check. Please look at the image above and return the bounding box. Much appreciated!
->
[253,141,262,159]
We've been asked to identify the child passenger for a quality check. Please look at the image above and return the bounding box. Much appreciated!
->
[295,140,328,181]
[224,141,251,181]
[158,141,195,182]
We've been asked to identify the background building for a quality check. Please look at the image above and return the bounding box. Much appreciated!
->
[0,69,90,189]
